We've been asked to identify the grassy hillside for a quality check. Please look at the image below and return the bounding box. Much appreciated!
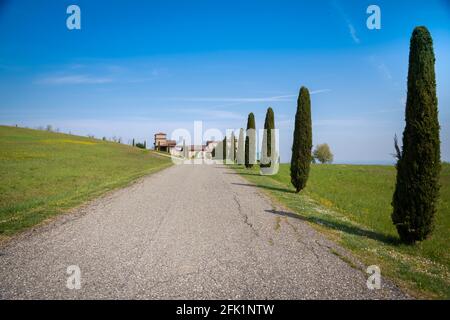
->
[233,163,450,299]
[0,126,172,238]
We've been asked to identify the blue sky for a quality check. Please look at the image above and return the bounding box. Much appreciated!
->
[0,0,449,163]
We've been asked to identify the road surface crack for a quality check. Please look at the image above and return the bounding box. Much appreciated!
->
[233,194,259,237]
[283,218,321,261]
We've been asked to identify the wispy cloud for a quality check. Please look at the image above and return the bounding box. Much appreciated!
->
[347,23,360,44]
[165,94,296,103]
[332,0,360,44]
[165,90,331,104]
[35,74,114,85]
[34,63,168,86]
[178,108,243,120]
[368,55,396,83]
[310,89,332,95]
[313,118,393,128]
[361,107,403,115]
[377,63,392,80]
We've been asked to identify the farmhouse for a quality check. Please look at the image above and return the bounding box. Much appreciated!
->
[198,140,220,159]
[153,133,219,159]
[153,133,177,153]
[185,141,218,159]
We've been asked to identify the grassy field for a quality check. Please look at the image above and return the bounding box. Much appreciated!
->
[232,163,450,299]
[0,126,172,239]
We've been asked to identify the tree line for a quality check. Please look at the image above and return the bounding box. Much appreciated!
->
[222,26,441,245]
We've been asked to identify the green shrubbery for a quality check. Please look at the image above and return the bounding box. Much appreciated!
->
[135,142,146,149]
[313,144,333,164]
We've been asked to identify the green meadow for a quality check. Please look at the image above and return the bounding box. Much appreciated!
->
[233,163,450,299]
[0,126,172,238]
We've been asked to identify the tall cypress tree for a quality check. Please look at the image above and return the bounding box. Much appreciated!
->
[260,107,275,168]
[290,87,312,193]
[245,113,256,168]
[230,131,236,163]
[237,128,245,165]
[222,136,227,162]
[234,133,238,162]
[392,26,441,243]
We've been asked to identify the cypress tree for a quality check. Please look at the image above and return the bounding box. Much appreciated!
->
[245,113,256,168]
[223,137,227,162]
[392,26,441,243]
[237,128,245,165]
[290,86,312,193]
[132,138,135,147]
[230,131,236,163]
[260,107,275,168]
[234,134,237,162]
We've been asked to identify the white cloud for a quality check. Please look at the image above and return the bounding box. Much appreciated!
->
[179,108,243,120]
[310,89,332,95]
[165,94,296,103]
[313,118,368,127]
[332,0,360,44]
[377,63,392,80]
[35,74,113,85]
[368,56,397,84]
[165,90,331,104]
[347,22,360,44]
[33,62,168,85]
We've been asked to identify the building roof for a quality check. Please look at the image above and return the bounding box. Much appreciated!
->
[154,132,167,136]
[188,145,206,151]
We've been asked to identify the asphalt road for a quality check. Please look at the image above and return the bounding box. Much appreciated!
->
[0,164,407,299]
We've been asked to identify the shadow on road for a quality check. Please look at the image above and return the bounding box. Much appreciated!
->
[265,209,400,245]
[226,172,261,176]
[232,182,296,194]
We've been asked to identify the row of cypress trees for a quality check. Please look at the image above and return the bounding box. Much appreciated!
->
[223,86,312,192]
[222,107,276,170]
[288,26,441,244]
[223,26,440,244]
[242,108,276,169]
